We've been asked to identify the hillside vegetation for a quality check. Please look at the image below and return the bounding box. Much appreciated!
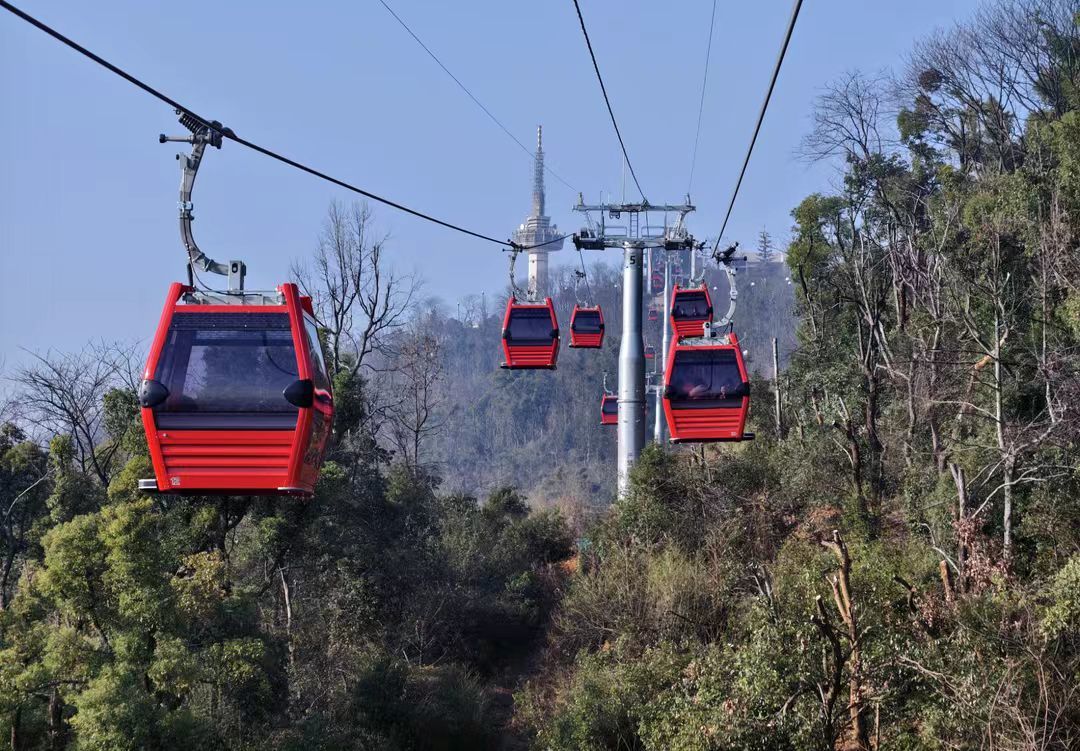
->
[2,1,1080,749]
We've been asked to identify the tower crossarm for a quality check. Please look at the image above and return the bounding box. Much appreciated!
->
[573,202,695,214]
[572,199,695,251]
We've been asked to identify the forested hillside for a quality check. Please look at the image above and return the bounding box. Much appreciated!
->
[2,1,1080,749]
[425,254,794,504]
[518,1,1080,748]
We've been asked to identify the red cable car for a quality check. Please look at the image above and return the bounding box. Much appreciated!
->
[662,329,752,443]
[138,282,333,496]
[501,297,559,369]
[600,394,618,426]
[670,284,714,340]
[645,345,656,361]
[648,307,659,322]
[569,305,605,349]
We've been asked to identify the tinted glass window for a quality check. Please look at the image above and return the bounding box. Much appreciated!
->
[153,312,299,428]
[601,397,618,415]
[672,291,710,320]
[303,315,332,393]
[572,310,602,333]
[506,307,555,344]
[668,349,746,407]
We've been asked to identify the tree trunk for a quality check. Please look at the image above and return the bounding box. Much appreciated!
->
[927,325,946,472]
[950,463,968,586]
[280,568,296,707]
[821,532,869,750]
[0,548,15,611]
[773,338,784,438]
[1002,454,1015,555]
[10,705,20,751]
[864,366,883,513]
[904,357,917,469]
[47,688,63,751]
[991,308,1013,557]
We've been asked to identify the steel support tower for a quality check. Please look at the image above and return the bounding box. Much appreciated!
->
[573,199,695,495]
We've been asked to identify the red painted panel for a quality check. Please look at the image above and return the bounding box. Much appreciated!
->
[600,395,618,426]
[661,332,752,443]
[501,298,560,369]
[569,305,605,349]
[139,282,333,497]
[669,284,714,341]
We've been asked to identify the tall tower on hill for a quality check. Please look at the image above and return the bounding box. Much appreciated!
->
[511,126,563,297]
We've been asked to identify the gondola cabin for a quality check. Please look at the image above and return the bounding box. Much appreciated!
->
[569,305,604,349]
[648,307,659,322]
[501,297,559,369]
[670,284,713,340]
[600,394,618,426]
[645,345,656,361]
[138,282,333,496]
[662,327,752,443]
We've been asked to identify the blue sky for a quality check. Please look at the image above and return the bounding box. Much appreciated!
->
[0,0,979,364]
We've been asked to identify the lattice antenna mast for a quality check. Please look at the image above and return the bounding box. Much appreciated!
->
[533,126,546,218]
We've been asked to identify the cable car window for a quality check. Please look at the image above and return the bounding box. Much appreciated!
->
[572,311,602,333]
[153,312,299,428]
[673,291,710,319]
[506,307,555,344]
[601,398,618,416]
[668,349,746,407]
[302,315,332,394]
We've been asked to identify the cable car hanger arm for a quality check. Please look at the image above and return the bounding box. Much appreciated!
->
[160,111,246,289]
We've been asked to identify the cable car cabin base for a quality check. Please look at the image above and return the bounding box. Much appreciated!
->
[501,298,560,369]
[138,283,333,497]
[662,327,752,443]
[668,432,756,444]
[569,305,604,349]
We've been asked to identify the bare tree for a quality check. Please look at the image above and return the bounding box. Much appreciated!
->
[292,201,419,378]
[384,325,445,470]
[11,342,131,485]
[456,293,489,328]
[801,70,892,164]
[893,0,1080,174]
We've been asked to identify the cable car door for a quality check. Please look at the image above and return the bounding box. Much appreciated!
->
[284,286,333,492]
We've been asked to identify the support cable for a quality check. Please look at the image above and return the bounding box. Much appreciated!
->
[0,0,562,252]
[570,0,647,202]
[377,0,577,193]
[712,0,803,250]
[576,249,594,303]
[687,0,717,195]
